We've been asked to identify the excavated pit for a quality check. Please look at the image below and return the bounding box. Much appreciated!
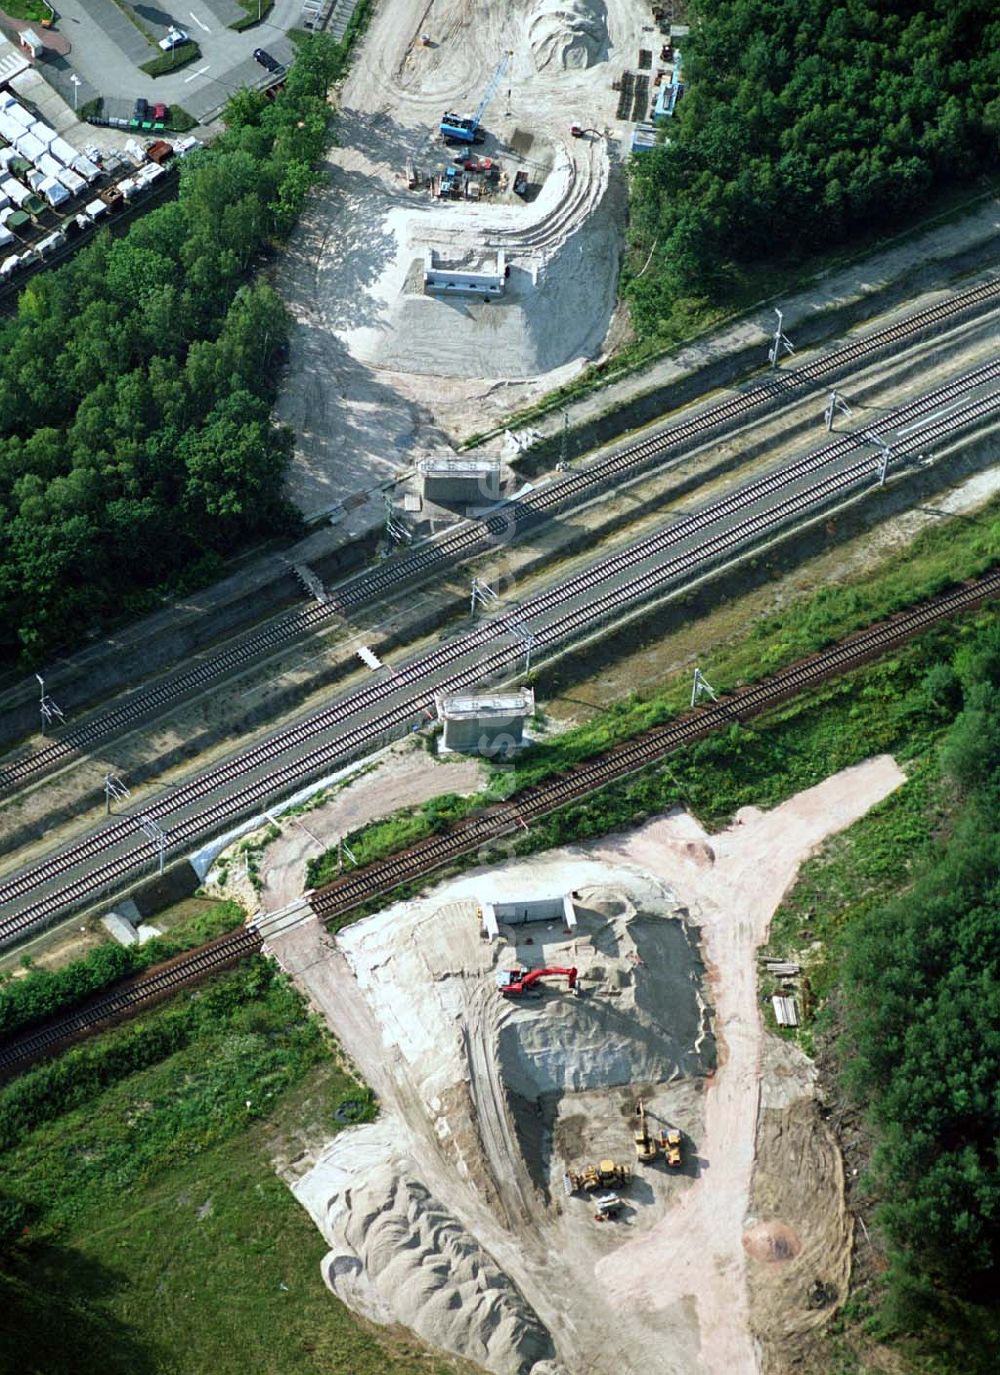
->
[276,763,904,1373]
[291,858,712,1373]
[496,896,713,1198]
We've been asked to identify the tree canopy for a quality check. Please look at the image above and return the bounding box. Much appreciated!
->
[843,636,1000,1295]
[626,0,1000,333]
[0,35,345,666]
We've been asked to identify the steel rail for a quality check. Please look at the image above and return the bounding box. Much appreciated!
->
[0,927,262,1073]
[5,561,1000,1077]
[0,384,997,939]
[3,276,998,793]
[6,360,994,895]
[312,565,1000,919]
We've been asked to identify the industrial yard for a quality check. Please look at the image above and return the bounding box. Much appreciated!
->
[258,757,903,1374]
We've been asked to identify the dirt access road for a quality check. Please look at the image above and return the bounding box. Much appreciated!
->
[269,755,904,1374]
[590,756,905,1370]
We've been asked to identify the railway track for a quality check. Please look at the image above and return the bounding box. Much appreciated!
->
[311,565,1000,921]
[0,926,261,1074]
[3,274,998,794]
[1,371,997,942]
[6,564,1000,1076]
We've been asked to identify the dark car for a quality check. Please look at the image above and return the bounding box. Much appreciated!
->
[134,96,149,118]
[253,48,282,73]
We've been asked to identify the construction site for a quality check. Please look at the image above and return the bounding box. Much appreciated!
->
[260,755,904,1374]
[275,0,682,515]
[0,0,997,1363]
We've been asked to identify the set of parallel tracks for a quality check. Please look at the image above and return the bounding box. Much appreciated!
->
[310,566,1000,922]
[1,364,998,942]
[3,273,999,794]
[5,565,1000,1076]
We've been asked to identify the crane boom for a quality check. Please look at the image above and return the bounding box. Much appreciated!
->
[440,51,512,144]
[474,51,511,127]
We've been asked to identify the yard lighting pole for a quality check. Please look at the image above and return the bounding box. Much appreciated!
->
[521,631,535,675]
[558,408,569,471]
[862,432,893,487]
[470,576,498,616]
[104,773,131,816]
[70,74,81,113]
[823,389,852,432]
[137,814,167,876]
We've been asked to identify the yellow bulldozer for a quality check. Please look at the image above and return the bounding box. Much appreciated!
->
[634,1099,658,1164]
[660,1126,683,1168]
[564,1159,633,1195]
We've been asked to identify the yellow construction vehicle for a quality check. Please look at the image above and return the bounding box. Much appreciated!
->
[660,1127,682,1168]
[634,1099,657,1164]
[563,1159,632,1195]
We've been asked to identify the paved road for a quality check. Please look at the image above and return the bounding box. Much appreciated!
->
[38,0,303,121]
[1,366,996,938]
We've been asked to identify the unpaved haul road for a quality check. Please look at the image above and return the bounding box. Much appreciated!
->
[591,756,906,1372]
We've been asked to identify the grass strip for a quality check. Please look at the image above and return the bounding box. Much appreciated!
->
[1,0,53,21]
[462,176,1000,449]
[139,40,202,77]
[0,952,461,1375]
[229,0,274,29]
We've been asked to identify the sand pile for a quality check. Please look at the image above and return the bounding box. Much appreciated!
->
[497,901,714,1099]
[528,0,609,71]
[319,1159,558,1375]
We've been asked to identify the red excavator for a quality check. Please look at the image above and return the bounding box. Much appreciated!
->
[495,966,578,996]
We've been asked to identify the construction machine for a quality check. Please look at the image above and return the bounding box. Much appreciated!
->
[564,1159,632,1194]
[634,1099,658,1164]
[496,966,578,996]
[440,51,511,144]
[660,1127,683,1168]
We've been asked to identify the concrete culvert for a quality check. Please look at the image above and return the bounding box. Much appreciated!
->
[528,0,608,71]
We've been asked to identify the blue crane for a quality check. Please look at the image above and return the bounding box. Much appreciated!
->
[440,51,512,144]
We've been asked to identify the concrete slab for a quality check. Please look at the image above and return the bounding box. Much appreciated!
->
[79,0,153,65]
[196,0,246,28]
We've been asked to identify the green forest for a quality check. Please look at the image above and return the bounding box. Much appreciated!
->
[626,0,1000,334]
[843,630,1000,1309]
[0,36,346,668]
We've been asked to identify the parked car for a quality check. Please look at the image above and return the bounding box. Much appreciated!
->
[253,48,282,73]
[134,97,149,118]
[153,102,168,121]
[158,26,189,51]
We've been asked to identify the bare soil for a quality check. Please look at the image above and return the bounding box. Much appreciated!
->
[265,756,904,1374]
[273,0,652,516]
